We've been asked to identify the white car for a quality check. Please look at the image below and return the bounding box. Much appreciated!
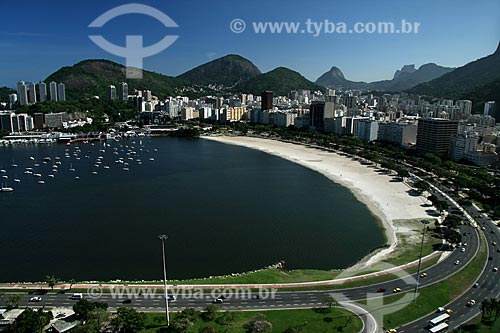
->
[454,260,460,265]
[467,299,476,307]
[493,267,498,272]
[29,296,42,302]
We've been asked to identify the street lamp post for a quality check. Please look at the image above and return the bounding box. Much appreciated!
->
[158,235,170,326]
[414,226,427,302]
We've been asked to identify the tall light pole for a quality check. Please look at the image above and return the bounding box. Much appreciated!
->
[414,226,427,302]
[158,235,170,326]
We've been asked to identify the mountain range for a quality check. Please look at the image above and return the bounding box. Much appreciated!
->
[3,41,497,106]
[315,63,455,91]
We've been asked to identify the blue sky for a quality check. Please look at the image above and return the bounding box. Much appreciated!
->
[1,0,499,88]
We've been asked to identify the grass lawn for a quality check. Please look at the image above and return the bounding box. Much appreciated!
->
[141,307,363,333]
[375,233,487,328]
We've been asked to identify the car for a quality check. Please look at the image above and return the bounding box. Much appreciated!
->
[446,309,453,314]
[493,267,498,272]
[251,294,261,300]
[461,247,466,252]
[467,299,476,307]
[377,287,386,292]
[212,298,224,304]
[29,296,42,302]
[491,230,495,234]
[122,299,132,304]
[167,295,177,301]
[481,226,486,230]
[474,282,480,288]
[488,256,493,260]
[493,241,497,246]
[386,329,397,333]
[420,272,428,278]
[497,248,500,253]
[55,313,66,318]
[463,242,468,247]
[437,307,446,313]
[454,260,460,265]
[393,288,401,293]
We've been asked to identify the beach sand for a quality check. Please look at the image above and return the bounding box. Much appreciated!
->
[204,135,434,269]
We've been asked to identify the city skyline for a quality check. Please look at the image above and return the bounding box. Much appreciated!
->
[1,0,499,88]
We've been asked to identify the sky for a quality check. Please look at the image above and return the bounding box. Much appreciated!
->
[1,0,499,88]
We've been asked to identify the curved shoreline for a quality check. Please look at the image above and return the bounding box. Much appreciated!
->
[203,135,432,270]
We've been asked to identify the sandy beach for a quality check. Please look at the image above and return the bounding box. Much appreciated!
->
[204,135,433,269]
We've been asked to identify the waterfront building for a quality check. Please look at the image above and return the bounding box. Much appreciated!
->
[416,118,459,155]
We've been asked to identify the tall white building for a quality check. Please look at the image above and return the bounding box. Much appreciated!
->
[455,100,472,117]
[118,82,128,101]
[49,81,58,101]
[17,81,28,106]
[57,83,66,101]
[483,101,495,117]
[107,85,117,100]
[27,82,37,104]
[9,93,17,108]
[38,82,47,102]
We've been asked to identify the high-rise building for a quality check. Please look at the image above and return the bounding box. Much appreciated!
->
[356,119,379,142]
[38,82,47,102]
[49,81,58,101]
[27,82,37,104]
[107,85,117,100]
[144,90,152,102]
[483,101,496,122]
[33,113,45,130]
[57,83,66,101]
[416,118,459,155]
[261,91,273,111]
[8,93,17,108]
[118,82,128,101]
[455,100,472,117]
[17,81,28,106]
[309,101,325,131]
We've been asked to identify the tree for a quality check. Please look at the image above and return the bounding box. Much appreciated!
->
[73,299,108,320]
[10,308,53,333]
[69,278,76,290]
[201,304,220,322]
[45,275,59,290]
[414,180,430,193]
[199,324,217,333]
[246,320,272,333]
[110,307,146,333]
[5,295,21,309]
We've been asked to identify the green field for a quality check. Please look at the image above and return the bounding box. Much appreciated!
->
[141,307,363,333]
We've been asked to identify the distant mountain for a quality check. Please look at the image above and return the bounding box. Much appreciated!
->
[315,63,454,91]
[178,54,261,87]
[315,66,369,90]
[0,86,15,103]
[393,65,416,79]
[409,42,500,99]
[235,67,322,95]
[45,59,187,100]
[370,63,454,91]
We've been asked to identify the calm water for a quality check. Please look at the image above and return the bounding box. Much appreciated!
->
[0,138,384,282]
